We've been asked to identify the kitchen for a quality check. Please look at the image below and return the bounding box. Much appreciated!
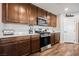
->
[0,3,79,56]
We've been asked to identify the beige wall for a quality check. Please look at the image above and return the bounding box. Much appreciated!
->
[57,15,60,31]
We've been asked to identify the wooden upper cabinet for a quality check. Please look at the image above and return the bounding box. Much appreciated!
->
[2,3,6,22]
[46,12,51,26]
[38,7,42,17]
[42,9,47,19]
[38,7,47,18]
[19,3,30,24]
[50,14,57,27]
[29,4,38,25]
[2,3,19,23]
[2,3,57,26]
[2,3,30,24]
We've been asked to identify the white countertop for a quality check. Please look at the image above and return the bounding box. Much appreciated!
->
[0,31,60,38]
[0,33,39,38]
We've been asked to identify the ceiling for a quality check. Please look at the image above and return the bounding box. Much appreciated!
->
[33,3,79,15]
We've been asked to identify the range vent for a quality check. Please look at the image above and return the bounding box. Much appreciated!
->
[65,13,74,17]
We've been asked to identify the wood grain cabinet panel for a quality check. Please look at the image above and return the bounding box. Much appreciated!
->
[18,3,30,24]
[2,43,17,56]
[29,4,38,25]
[2,3,6,22]
[54,33,60,44]
[0,36,31,56]
[2,3,19,23]
[16,36,31,56]
[2,3,30,24]
[0,37,18,56]
[2,3,57,26]
[46,12,57,27]
[31,35,40,53]
[0,41,18,56]
[42,9,47,19]
[50,14,57,27]
[51,33,60,45]
[16,40,30,56]
[46,12,51,26]
[38,8,47,18]
[51,33,55,46]
[37,7,42,17]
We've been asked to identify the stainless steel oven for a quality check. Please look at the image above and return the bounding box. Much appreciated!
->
[40,35,51,51]
[35,31,52,51]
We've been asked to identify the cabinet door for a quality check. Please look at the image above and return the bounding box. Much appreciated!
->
[50,15,57,27]
[16,36,31,56]
[51,33,55,45]
[42,9,47,19]
[29,4,38,25]
[31,35,40,53]
[3,3,19,23]
[2,4,6,22]
[0,45,4,55]
[46,12,51,26]
[54,33,60,44]
[38,7,42,17]
[0,37,17,56]
[38,8,44,17]
[17,40,30,56]
[0,42,17,56]
[38,8,46,18]
[19,3,30,24]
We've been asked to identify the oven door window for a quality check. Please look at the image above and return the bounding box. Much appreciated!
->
[40,36,50,47]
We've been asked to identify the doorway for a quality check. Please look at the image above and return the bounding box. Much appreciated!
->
[63,17,77,43]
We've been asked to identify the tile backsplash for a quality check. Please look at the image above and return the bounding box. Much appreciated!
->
[0,23,58,36]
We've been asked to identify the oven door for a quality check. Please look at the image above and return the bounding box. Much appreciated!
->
[40,36,51,47]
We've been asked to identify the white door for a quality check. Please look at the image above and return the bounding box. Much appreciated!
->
[63,17,76,43]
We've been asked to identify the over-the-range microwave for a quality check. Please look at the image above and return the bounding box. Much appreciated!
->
[37,17,48,26]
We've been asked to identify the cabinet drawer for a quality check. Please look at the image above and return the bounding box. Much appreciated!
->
[0,37,17,44]
[31,35,40,39]
[16,36,30,41]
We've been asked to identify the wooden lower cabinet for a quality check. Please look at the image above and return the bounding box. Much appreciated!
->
[51,32,60,45]
[0,35,41,56]
[54,33,60,44]
[51,33,55,45]
[17,40,31,56]
[0,42,17,56]
[31,35,40,53]
[0,36,31,56]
